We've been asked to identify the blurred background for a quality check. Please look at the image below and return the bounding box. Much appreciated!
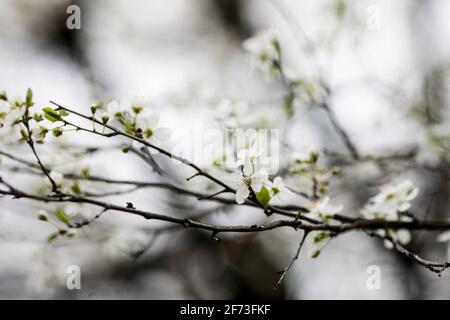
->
[1,0,450,299]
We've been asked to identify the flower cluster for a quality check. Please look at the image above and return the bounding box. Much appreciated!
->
[361,180,419,248]
[36,208,77,242]
[231,131,290,205]
[288,146,340,198]
[361,180,419,221]
[215,99,250,128]
[285,70,327,105]
[243,30,281,78]
[307,197,343,222]
[0,89,71,145]
[101,95,171,151]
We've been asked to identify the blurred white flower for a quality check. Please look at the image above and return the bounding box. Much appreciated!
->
[437,231,450,260]
[288,146,337,197]
[32,125,48,141]
[235,143,263,168]
[308,197,343,221]
[243,30,281,77]
[0,100,10,118]
[231,131,272,172]
[437,231,450,243]
[106,229,151,260]
[384,229,411,249]
[2,103,23,127]
[216,99,249,128]
[361,180,419,220]
[267,176,291,201]
[285,69,327,104]
[292,146,319,164]
[107,100,128,118]
[135,109,171,151]
[126,94,151,113]
[235,165,269,204]
[49,170,64,186]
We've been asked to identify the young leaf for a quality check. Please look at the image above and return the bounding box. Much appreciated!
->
[70,182,81,195]
[58,109,70,117]
[81,167,90,178]
[43,107,61,122]
[256,186,271,209]
[55,208,70,225]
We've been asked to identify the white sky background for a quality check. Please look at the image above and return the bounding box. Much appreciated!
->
[0,0,450,299]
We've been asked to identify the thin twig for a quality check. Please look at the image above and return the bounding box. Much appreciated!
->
[275,230,310,289]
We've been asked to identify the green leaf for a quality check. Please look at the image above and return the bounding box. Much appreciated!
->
[43,107,61,122]
[55,208,70,225]
[256,186,271,209]
[272,38,281,53]
[58,109,70,117]
[81,167,90,178]
[26,88,33,107]
[70,182,81,195]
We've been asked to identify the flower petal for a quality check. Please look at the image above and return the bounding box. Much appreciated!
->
[236,185,250,204]
[154,127,171,140]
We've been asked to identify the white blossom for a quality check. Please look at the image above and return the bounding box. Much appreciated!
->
[437,231,450,260]
[107,100,128,118]
[437,231,450,243]
[285,69,327,104]
[308,197,343,221]
[1,101,23,127]
[384,229,411,249]
[231,131,272,172]
[288,146,337,197]
[235,163,269,205]
[216,99,249,128]
[266,176,291,201]
[361,180,419,220]
[135,109,171,151]
[126,94,151,113]
[243,30,281,77]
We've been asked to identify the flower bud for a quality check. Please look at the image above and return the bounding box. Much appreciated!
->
[37,210,49,221]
